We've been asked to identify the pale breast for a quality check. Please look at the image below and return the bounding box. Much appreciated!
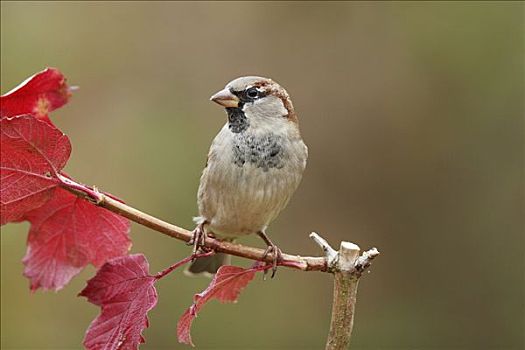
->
[197,124,307,238]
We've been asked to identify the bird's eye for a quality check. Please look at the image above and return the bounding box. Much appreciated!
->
[246,88,259,99]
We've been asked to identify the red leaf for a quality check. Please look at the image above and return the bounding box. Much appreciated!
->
[22,188,131,291]
[80,254,158,350]
[0,115,71,225]
[177,265,257,346]
[0,68,71,123]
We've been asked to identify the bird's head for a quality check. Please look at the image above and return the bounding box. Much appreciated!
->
[210,76,298,132]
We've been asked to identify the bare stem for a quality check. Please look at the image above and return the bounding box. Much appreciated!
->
[154,251,215,280]
[60,179,327,272]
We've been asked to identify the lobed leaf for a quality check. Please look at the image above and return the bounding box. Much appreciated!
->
[80,254,158,350]
[23,188,131,291]
[0,115,71,225]
[1,78,132,292]
[177,265,258,346]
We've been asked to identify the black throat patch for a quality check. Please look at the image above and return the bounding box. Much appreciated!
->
[226,107,249,134]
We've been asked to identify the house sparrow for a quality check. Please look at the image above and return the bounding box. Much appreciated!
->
[187,76,308,277]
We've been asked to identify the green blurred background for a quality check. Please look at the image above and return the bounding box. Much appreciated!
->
[1,1,523,349]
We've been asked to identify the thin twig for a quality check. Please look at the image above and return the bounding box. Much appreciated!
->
[309,232,338,270]
[154,251,215,280]
[60,179,327,272]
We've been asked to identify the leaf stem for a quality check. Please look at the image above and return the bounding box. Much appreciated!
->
[154,251,215,280]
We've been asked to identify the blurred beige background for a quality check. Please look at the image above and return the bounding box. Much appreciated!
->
[1,1,523,349]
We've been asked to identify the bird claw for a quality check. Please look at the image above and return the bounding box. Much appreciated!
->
[262,244,283,279]
[188,223,208,259]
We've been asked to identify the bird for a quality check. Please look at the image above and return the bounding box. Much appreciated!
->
[186,76,308,277]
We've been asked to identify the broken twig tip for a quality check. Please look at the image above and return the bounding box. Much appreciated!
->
[309,232,338,269]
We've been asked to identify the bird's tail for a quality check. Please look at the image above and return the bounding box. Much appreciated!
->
[185,253,230,277]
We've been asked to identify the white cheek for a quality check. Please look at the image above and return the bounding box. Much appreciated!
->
[244,96,288,119]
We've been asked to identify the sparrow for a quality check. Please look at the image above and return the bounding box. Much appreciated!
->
[186,76,308,277]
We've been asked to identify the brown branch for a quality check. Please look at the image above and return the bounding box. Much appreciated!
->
[59,177,327,272]
[310,234,380,350]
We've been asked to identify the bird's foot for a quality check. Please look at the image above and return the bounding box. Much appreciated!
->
[187,222,208,258]
[262,243,283,279]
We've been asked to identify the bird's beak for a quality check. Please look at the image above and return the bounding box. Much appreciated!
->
[210,89,239,108]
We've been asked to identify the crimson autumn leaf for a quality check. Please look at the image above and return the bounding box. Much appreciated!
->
[23,187,131,291]
[80,254,158,350]
[1,92,131,291]
[0,115,71,225]
[0,67,71,124]
[177,265,258,346]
